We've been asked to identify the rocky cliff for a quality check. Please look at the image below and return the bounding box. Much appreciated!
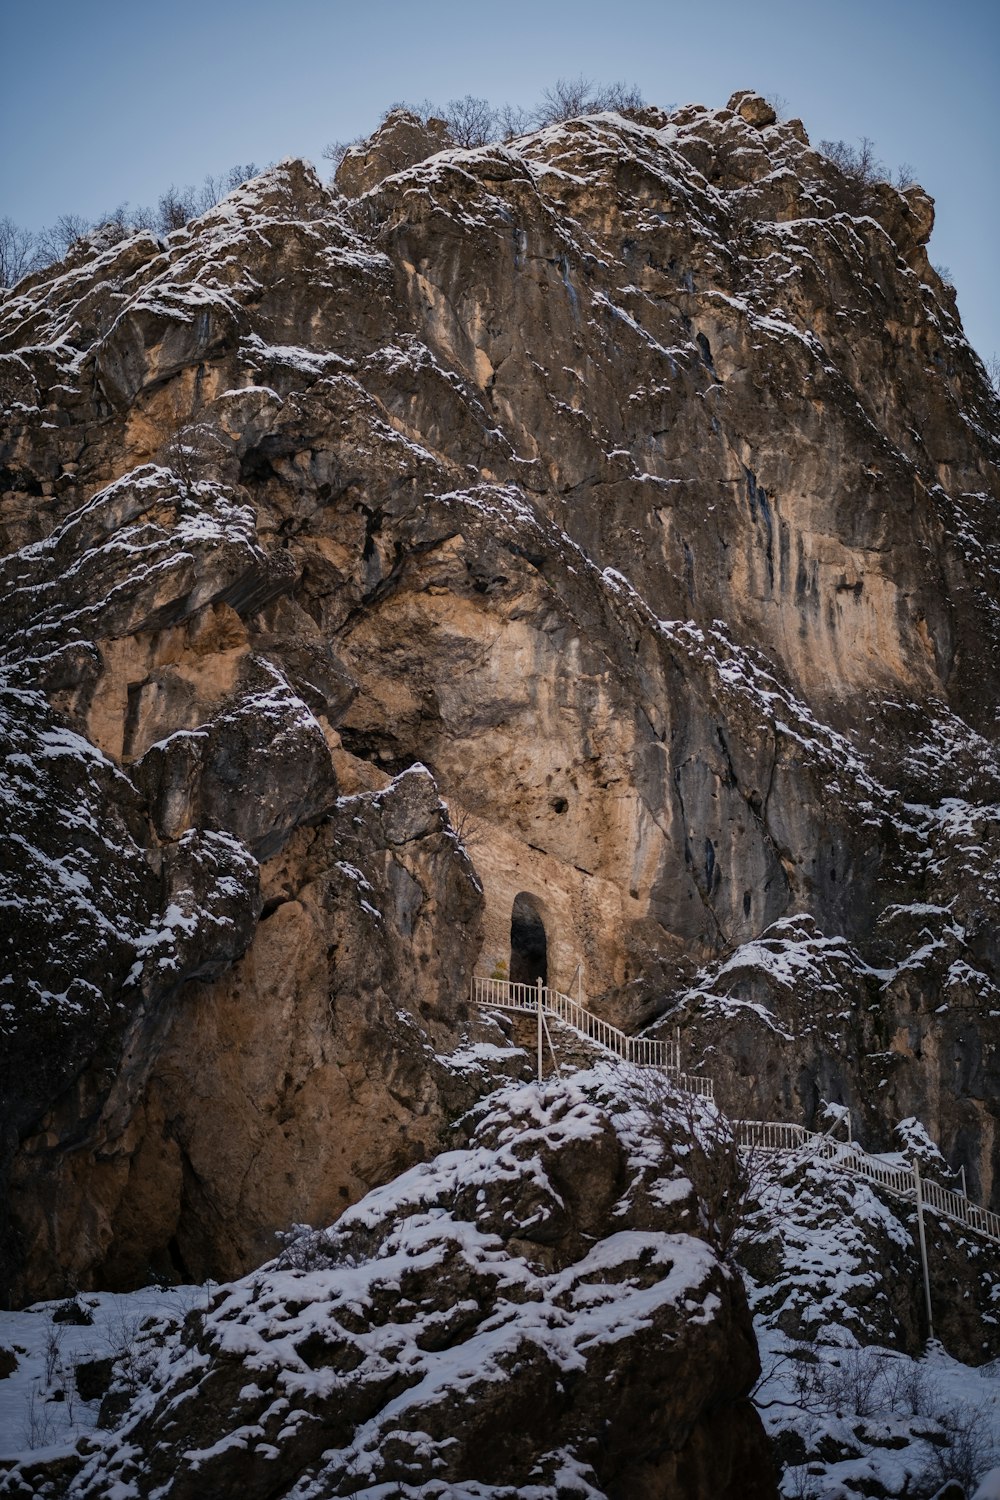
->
[1,84,999,1482]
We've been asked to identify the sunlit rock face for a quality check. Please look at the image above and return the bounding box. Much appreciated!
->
[1,87,999,1303]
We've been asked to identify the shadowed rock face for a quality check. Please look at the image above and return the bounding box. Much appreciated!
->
[1,88,999,1309]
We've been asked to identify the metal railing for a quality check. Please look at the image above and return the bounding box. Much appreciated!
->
[472,976,714,1098]
[472,977,998,1247]
[736,1120,1000,1247]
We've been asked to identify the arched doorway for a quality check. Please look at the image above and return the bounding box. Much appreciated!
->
[510,892,548,987]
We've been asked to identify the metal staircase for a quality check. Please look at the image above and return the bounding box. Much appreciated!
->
[472,973,1000,1252]
[737,1119,1000,1247]
[472,975,714,1097]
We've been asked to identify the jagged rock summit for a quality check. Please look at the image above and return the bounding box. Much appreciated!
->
[1,88,999,1494]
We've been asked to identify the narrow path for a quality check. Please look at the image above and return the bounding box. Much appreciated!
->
[473,975,1000,1249]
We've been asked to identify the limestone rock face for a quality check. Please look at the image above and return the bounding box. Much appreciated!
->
[1,90,999,1311]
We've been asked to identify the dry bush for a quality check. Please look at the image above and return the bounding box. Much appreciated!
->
[534,76,645,126]
[444,95,497,148]
[816,136,916,215]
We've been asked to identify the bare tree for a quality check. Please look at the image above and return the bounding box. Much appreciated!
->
[196,162,260,214]
[816,135,898,215]
[221,162,259,193]
[595,80,645,115]
[34,211,91,264]
[444,95,497,148]
[497,102,534,140]
[535,76,596,124]
[157,184,199,233]
[322,138,358,171]
[818,135,884,186]
[5,159,262,289]
[323,78,645,170]
[90,201,156,246]
[0,216,38,288]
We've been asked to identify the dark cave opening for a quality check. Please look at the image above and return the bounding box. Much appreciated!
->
[509,892,548,988]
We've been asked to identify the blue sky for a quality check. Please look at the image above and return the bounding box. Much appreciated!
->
[2,0,997,363]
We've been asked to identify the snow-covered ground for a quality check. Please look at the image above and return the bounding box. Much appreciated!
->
[0,1284,202,1458]
[3,1087,1000,1498]
[755,1327,1000,1500]
[743,1146,1000,1499]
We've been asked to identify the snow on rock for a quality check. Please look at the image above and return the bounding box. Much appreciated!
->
[0,1068,774,1499]
[1,95,1000,1500]
[741,1142,1000,1498]
[0,678,258,1157]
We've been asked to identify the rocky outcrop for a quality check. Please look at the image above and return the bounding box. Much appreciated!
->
[1,86,999,1308]
[335,106,453,198]
[0,1071,776,1500]
[8,763,499,1301]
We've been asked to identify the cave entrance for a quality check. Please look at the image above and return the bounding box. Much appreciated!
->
[510,893,548,988]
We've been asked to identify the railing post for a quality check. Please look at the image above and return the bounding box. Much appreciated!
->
[536,977,543,1084]
[913,1157,934,1343]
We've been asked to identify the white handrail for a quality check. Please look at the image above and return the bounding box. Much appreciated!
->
[472,976,713,1098]
[735,1120,1000,1247]
[472,979,999,1246]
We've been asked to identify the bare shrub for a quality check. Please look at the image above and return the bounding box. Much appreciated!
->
[322,138,357,170]
[22,1383,58,1449]
[43,1324,64,1388]
[34,212,91,263]
[157,184,199,232]
[220,161,259,195]
[534,76,645,126]
[819,135,884,187]
[275,1222,320,1270]
[195,162,260,214]
[915,1399,1000,1497]
[788,1346,938,1419]
[497,102,534,140]
[93,202,157,244]
[447,801,482,855]
[157,164,259,234]
[323,78,645,170]
[106,1302,159,1394]
[816,135,891,216]
[782,1468,822,1500]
